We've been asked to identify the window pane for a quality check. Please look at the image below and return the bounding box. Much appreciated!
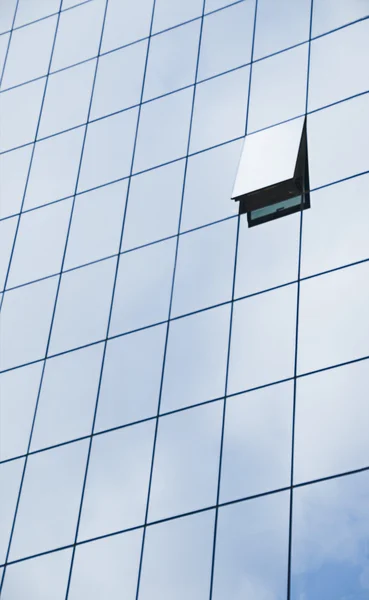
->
[161,305,230,412]
[235,212,300,297]
[144,20,200,101]
[77,109,138,193]
[138,511,215,600]
[228,284,297,393]
[109,239,176,335]
[64,180,128,270]
[51,0,105,71]
[220,382,293,502]
[301,175,369,278]
[24,128,85,210]
[291,471,369,599]
[2,16,57,88]
[295,360,369,485]
[149,402,222,520]
[248,44,308,132]
[0,216,17,290]
[0,0,17,34]
[1,550,72,600]
[213,492,290,599]
[190,67,250,153]
[172,219,237,317]
[254,0,311,59]
[233,117,305,198]
[298,262,369,374]
[69,530,143,600]
[0,79,45,153]
[102,0,153,53]
[198,1,255,80]
[39,60,96,138]
[152,0,203,33]
[0,33,10,75]
[8,199,72,288]
[15,0,60,27]
[96,324,166,431]
[0,363,43,461]
[312,0,369,36]
[307,94,369,189]
[91,41,147,120]
[49,259,116,355]
[122,160,185,250]
[0,146,32,219]
[0,277,58,371]
[9,441,88,560]
[78,422,155,540]
[134,89,193,173]
[309,20,369,112]
[0,458,25,564]
[180,140,241,231]
[30,344,104,451]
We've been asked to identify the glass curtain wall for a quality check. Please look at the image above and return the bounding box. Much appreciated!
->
[0,0,368,598]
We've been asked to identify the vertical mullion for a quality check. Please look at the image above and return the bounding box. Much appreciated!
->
[286,1,315,599]
[62,0,160,597]
[133,2,208,598]
[207,1,259,597]
[0,1,65,592]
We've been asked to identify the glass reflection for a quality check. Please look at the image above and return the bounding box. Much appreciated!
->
[96,324,166,431]
[160,305,230,412]
[298,262,369,375]
[69,530,143,600]
[1,550,72,600]
[9,441,88,561]
[291,471,369,599]
[228,284,297,394]
[78,422,155,540]
[213,491,290,599]
[138,510,215,600]
[294,360,369,484]
[220,382,293,502]
[149,402,222,520]
[0,363,42,461]
[172,218,237,317]
[198,1,255,80]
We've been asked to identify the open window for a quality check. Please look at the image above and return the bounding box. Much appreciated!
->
[232,117,310,227]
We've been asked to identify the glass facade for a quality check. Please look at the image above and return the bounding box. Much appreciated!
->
[0,1,368,598]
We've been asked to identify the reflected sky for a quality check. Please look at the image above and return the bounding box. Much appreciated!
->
[1,0,368,597]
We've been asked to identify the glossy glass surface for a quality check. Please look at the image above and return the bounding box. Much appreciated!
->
[213,492,290,599]
[69,530,143,600]
[138,511,215,600]
[291,471,369,599]
[228,284,297,393]
[220,382,293,502]
[8,199,72,287]
[96,324,166,430]
[253,0,311,59]
[143,20,200,100]
[0,79,45,152]
[49,258,116,355]
[110,238,176,335]
[160,305,230,412]
[198,1,255,80]
[78,422,155,540]
[149,402,222,520]
[172,218,237,316]
[9,441,88,560]
[2,16,57,89]
[24,128,85,210]
[2,3,368,597]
